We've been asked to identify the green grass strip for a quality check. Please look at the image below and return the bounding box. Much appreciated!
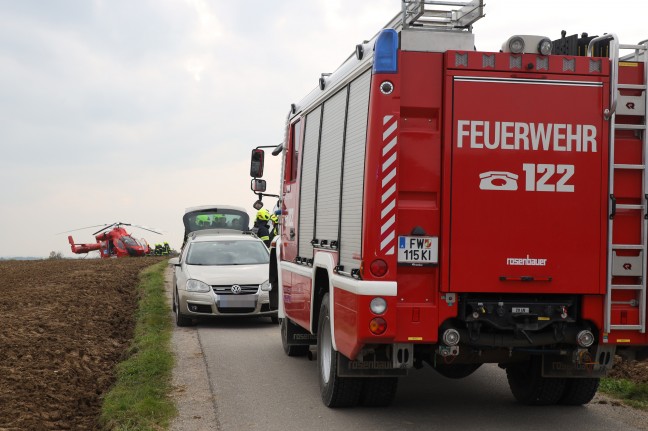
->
[600,377,648,410]
[100,261,176,430]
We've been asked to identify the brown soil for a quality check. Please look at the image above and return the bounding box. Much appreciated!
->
[609,356,648,384]
[0,257,164,431]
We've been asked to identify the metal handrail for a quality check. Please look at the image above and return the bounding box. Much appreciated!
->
[588,33,619,120]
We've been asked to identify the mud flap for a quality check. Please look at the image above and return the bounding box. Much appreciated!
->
[284,318,317,346]
[542,345,616,378]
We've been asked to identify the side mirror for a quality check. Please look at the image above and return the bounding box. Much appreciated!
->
[251,178,267,193]
[253,199,264,210]
[250,149,265,178]
[168,257,180,266]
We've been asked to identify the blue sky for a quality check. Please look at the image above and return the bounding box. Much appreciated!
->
[1,0,646,257]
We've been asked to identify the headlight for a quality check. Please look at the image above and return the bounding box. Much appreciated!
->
[186,279,211,292]
[260,280,272,292]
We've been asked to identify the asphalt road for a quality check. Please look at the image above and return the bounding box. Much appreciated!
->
[166,269,648,431]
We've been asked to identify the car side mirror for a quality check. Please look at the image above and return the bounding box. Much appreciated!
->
[251,178,267,193]
[250,149,265,178]
[168,257,180,266]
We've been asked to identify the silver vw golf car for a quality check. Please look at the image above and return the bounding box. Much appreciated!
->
[172,230,276,326]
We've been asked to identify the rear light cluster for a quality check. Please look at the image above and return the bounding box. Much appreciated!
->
[369,259,388,277]
[369,297,388,335]
[370,318,387,335]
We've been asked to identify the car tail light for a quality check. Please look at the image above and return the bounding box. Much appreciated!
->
[369,259,388,277]
[369,317,387,335]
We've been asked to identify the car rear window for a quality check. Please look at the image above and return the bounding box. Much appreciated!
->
[186,240,269,266]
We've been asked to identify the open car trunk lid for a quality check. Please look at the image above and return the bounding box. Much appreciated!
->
[182,205,250,243]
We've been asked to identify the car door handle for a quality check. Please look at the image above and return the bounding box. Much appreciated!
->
[290,228,295,239]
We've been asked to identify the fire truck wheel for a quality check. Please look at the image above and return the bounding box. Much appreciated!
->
[359,377,398,407]
[173,288,193,327]
[280,318,309,357]
[317,293,363,407]
[559,378,600,405]
[433,363,482,379]
[506,357,566,405]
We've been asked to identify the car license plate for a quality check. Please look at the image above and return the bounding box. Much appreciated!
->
[512,307,530,314]
[398,236,438,265]
[217,295,256,308]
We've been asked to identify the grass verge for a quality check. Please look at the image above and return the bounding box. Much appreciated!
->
[600,378,648,410]
[100,261,176,430]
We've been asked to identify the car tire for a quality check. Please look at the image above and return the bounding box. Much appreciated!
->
[281,318,309,356]
[174,288,193,327]
[318,293,363,408]
[559,378,600,405]
[359,377,398,407]
[506,357,566,405]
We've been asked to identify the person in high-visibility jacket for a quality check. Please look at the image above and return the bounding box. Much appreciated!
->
[162,241,170,255]
[253,209,271,247]
[269,213,279,243]
[195,214,211,228]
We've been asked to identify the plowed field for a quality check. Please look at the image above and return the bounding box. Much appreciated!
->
[0,257,164,431]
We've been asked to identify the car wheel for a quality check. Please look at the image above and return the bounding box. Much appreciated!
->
[359,377,398,407]
[559,378,600,405]
[506,357,566,405]
[174,288,193,327]
[281,318,309,356]
[317,293,363,407]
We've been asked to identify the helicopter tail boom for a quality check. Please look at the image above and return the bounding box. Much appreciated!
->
[68,235,102,254]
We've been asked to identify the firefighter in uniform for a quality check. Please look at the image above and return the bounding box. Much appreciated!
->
[269,213,279,243]
[162,241,170,255]
[253,209,271,247]
[195,214,211,228]
[154,243,163,256]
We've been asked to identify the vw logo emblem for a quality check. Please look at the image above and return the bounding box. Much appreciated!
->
[231,284,242,294]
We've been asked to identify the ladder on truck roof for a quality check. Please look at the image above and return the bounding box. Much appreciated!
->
[593,35,648,334]
[401,0,484,31]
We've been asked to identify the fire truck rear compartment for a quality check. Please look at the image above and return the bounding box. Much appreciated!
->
[446,66,608,296]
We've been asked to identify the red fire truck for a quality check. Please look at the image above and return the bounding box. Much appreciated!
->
[249,0,648,408]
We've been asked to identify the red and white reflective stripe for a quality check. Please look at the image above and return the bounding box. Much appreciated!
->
[380,115,398,255]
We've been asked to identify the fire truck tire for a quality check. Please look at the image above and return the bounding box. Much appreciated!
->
[433,363,482,379]
[359,377,398,407]
[559,378,600,405]
[318,293,363,408]
[281,318,309,357]
[173,288,193,327]
[506,357,566,405]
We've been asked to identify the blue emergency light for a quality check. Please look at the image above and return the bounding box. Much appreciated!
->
[373,29,398,74]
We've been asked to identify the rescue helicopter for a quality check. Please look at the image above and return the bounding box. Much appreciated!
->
[64,222,162,258]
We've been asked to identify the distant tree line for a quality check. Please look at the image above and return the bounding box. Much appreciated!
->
[48,251,64,260]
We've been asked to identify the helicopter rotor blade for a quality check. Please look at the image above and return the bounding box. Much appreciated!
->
[129,224,163,235]
[56,224,111,235]
[93,223,117,236]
